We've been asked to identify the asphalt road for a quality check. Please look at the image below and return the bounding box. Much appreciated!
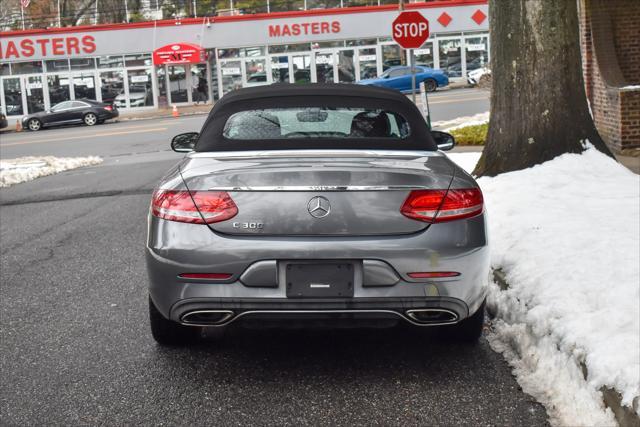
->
[0,88,548,425]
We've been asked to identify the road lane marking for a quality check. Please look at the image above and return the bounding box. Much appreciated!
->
[1,127,168,147]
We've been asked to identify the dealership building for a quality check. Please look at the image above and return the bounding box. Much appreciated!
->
[0,0,489,119]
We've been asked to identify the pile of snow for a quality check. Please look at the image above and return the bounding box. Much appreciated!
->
[0,156,102,188]
[448,148,639,426]
[432,111,489,131]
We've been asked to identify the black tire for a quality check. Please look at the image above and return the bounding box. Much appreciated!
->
[27,118,42,131]
[83,112,98,126]
[424,78,438,92]
[440,300,486,343]
[149,296,200,346]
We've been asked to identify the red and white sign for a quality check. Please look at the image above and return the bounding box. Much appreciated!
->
[152,43,205,65]
[268,21,340,37]
[392,11,430,49]
[0,35,96,59]
[20,0,30,8]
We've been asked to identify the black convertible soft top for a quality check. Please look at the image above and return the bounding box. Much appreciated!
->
[195,83,437,152]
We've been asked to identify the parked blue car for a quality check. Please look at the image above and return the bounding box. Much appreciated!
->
[358,65,449,93]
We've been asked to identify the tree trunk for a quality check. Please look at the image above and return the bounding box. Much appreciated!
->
[473,0,614,177]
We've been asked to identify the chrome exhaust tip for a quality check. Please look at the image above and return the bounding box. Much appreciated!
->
[405,308,458,325]
[181,310,234,326]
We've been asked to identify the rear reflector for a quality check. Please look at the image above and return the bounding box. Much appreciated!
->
[178,273,233,280]
[401,188,483,223]
[151,190,238,224]
[408,272,460,278]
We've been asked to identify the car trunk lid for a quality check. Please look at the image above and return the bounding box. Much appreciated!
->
[179,151,455,236]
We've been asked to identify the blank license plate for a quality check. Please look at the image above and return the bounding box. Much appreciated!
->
[286,263,354,298]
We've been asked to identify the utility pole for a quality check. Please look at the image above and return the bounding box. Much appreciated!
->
[124,0,130,22]
[57,0,62,27]
[193,0,197,17]
[94,0,99,25]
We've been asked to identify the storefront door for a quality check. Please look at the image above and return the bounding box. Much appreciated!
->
[167,65,189,104]
[243,58,268,87]
[191,63,209,104]
[164,63,210,105]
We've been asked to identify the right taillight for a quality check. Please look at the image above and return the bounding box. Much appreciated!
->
[401,188,483,223]
[151,190,238,224]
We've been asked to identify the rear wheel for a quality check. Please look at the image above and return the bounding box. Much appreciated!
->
[149,296,200,346]
[83,113,97,126]
[424,78,438,92]
[27,118,41,131]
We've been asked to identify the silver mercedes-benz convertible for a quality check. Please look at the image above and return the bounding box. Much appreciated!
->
[146,84,489,346]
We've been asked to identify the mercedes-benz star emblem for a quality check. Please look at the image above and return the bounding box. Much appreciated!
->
[307,196,331,218]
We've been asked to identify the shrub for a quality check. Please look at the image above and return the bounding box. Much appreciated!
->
[450,122,488,146]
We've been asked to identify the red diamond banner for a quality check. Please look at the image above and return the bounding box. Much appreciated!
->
[472,9,487,25]
[437,12,452,27]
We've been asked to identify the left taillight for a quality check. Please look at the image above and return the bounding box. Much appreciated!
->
[151,190,238,224]
[103,105,113,111]
[401,188,483,223]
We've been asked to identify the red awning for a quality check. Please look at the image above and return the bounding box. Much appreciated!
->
[152,43,206,65]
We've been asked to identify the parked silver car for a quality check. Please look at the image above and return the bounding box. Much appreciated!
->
[146,84,489,346]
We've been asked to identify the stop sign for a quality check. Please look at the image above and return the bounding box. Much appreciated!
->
[392,11,430,49]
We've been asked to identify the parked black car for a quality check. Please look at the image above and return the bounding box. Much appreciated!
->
[22,99,119,131]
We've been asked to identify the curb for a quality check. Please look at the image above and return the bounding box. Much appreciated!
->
[490,268,640,427]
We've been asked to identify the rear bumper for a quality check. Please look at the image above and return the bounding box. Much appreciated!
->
[146,213,490,326]
[167,296,468,327]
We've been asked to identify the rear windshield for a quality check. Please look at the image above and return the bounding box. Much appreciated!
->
[222,108,410,140]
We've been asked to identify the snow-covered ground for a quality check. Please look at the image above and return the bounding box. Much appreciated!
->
[0,156,102,188]
[432,111,490,131]
[448,148,639,426]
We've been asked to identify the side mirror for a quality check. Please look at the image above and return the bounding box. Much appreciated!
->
[171,132,199,153]
[431,130,455,151]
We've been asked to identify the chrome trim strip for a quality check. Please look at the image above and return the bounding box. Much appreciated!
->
[207,185,431,192]
[405,308,459,325]
[189,149,442,159]
[180,309,460,328]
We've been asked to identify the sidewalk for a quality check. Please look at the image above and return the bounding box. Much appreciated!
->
[117,104,211,121]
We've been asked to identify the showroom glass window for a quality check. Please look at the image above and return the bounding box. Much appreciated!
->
[100,71,124,106]
[465,36,489,72]
[414,41,434,68]
[439,38,463,77]
[11,61,43,74]
[47,75,71,105]
[97,55,124,69]
[128,69,153,107]
[45,60,69,72]
[3,78,23,115]
[70,58,95,70]
[125,54,152,67]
